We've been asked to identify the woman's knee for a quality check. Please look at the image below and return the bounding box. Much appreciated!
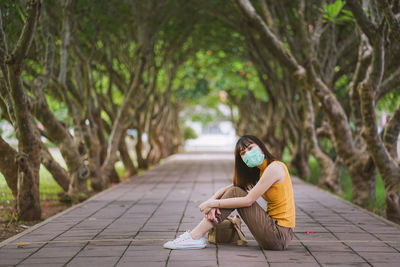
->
[222,186,247,198]
[261,241,286,251]
[260,237,290,251]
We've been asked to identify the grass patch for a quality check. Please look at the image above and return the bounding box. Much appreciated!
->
[115,162,127,181]
[0,166,64,206]
[303,157,387,217]
[0,149,146,208]
[0,161,132,206]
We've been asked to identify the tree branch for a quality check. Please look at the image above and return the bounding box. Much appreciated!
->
[259,0,277,33]
[0,9,9,79]
[58,0,72,85]
[359,35,398,175]
[377,0,400,41]
[306,61,357,159]
[378,67,400,100]
[233,0,303,74]
[347,0,379,44]
[8,0,42,72]
[383,103,400,160]
[349,35,372,132]
[0,135,18,197]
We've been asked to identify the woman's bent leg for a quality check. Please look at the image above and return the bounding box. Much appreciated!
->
[215,186,292,250]
[190,218,214,239]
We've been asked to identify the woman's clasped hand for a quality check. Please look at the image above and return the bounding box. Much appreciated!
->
[199,200,220,223]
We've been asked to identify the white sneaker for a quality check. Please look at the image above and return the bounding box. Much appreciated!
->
[163,231,207,249]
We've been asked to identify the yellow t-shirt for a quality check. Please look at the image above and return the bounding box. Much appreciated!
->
[259,159,295,228]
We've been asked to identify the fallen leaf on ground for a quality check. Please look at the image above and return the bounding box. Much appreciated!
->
[17,242,27,248]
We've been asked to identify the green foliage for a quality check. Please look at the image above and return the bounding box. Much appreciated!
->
[114,163,125,178]
[377,90,400,113]
[177,78,210,100]
[321,0,354,24]
[174,38,266,127]
[0,0,25,45]
[45,94,71,124]
[190,111,216,125]
[340,167,352,202]
[304,156,321,185]
[58,193,72,204]
[319,137,337,159]
[183,125,198,140]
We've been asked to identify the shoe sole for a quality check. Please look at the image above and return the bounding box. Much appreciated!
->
[163,245,207,250]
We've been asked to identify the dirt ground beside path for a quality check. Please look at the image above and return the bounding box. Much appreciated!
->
[0,202,70,243]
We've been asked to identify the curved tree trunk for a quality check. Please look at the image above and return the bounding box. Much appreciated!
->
[303,90,342,193]
[0,135,18,202]
[289,134,310,179]
[33,97,89,196]
[318,157,343,194]
[4,0,42,221]
[101,55,147,177]
[82,122,104,192]
[135,126,149,169]
[119,137,137,177]
[349,155,376,205]
[378,106,400,224]
[348,0,400,223]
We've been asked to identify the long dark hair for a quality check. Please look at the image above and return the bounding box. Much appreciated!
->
[233,135,277,190]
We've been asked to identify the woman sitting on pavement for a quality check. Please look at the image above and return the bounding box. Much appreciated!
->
[163,134,295,250]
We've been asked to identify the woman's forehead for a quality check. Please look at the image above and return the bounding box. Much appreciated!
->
[239,140,254,151]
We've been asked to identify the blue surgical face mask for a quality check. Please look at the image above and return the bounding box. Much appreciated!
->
[242,146,265,168]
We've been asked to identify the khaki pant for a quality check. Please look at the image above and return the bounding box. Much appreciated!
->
[213,185,294,250]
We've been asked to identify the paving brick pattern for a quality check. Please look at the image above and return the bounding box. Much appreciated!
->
[1,152,399,267]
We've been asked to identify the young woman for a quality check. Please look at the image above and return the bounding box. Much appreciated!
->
[163,135,295,250]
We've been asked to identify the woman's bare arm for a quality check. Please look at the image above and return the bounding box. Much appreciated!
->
[200,162,285,212]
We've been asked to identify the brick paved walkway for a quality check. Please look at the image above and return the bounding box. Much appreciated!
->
[1,152,399,267]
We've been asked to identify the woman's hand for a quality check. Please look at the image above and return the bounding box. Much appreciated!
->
[199,200,214,214]
[206,208,221,223]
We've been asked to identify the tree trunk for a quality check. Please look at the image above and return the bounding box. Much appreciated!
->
[5,0,42,221]
[119,137,137,177]
[386,181,400,224]
[348,0,400,223]
[0,135,18,201]
[33,97,89,196]
[382,108,400,225]
[109,168,120,184]
[289,134,310,178]
[54,0,89,197]
[309,58,377,207]
[357,44,399,221]
[101,55,147,177]
[82,122,104,192]
[92,107,108,163]
[348,155,376,206]
[303,90,342,193]
[135,126,148,169]
[318,157,343,195]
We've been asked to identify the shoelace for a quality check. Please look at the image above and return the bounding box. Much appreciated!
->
[171,232,191,243]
